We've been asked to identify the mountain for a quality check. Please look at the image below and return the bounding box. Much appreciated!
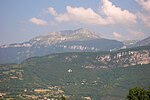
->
[29,28,101,46]
[0,46,150,99]
[133,36,150,47]
[122,40,138,46]
[0,28,123,64]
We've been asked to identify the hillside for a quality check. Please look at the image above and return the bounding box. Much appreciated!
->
[133,36,150,47]
[0,46,150,99]
[0,28,123,64]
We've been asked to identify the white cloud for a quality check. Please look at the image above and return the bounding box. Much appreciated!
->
[101,0,137,24]
[112,30,145,40]
[136,0,150,28]
[29,17,47,26]
[49,0,137,26]
[113,32,122,39]
[136,0,150,12]
[55,6,109,25]
[128,29,145,39]
[48,7,58,16]
[138,13,150,27]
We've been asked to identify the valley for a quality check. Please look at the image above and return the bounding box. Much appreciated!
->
[0,46,150,100]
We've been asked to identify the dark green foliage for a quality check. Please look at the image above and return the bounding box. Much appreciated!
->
[0,50,150,99]
[20,52,150,99]
[61,96,66,100]
[127,87,150,100]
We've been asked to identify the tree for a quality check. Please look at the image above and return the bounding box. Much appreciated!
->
[61,96,66,100]
[127,87,150,100]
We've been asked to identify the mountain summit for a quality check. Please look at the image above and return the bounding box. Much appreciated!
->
[29,28,101,46]
[0,28,123,64]
[72,28,101,39]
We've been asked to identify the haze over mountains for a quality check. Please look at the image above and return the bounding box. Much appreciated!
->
[0,28,150,99]
[1,0,150,99]
[133,36,150,47]
[0,28,124,64]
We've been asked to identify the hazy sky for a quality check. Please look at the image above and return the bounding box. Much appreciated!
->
[0,0,150,45]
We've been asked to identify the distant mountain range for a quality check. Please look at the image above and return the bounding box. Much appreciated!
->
[0,28,123,64]
[122,40,138,46]
[0,28,150,99]
[133,36,150,47]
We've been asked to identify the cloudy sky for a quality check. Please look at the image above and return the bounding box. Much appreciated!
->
[0,0,150,44]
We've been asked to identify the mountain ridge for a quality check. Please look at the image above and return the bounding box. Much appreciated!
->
[134,36,150,47]
[1,28,101,47]
[0,28,123,64]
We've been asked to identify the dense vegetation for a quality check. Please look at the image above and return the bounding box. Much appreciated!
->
[127,87,150,100]
[0,50,150,99]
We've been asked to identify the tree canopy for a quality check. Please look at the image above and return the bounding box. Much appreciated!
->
[127,87,150,100]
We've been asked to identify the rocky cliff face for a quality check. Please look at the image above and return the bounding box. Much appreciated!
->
[0,28,123,64]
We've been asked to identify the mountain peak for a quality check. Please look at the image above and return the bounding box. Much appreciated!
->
[58,28,101,39]
[75,28,91,33]
[134,36,150,47]
[60,28,92,35]
[77,28,89,31]
[72,28,101,39]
